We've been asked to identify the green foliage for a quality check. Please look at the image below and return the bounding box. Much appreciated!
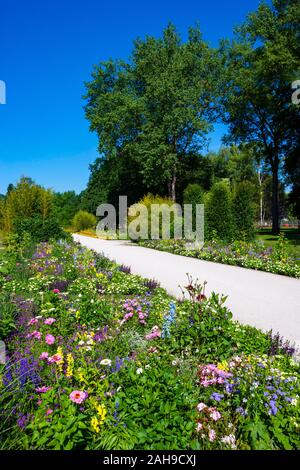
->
[138,238,300,278]
[0,240,299,450]
[84,24,220,200]
[233,182,256,241]
[128,194,181,239]
[72,211,97,232]
[183,184,204,230]
[0,177,64,242]
[221,0,300,233]
[0,295,16,339]
[205,181,234,242]
[14,217,66,243]
[52,191,81,228]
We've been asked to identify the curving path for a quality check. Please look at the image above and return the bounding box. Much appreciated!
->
[73,234,300,346]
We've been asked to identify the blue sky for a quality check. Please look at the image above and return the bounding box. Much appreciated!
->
[0,0,263,194]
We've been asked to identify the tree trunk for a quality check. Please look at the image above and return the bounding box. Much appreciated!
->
[258,170,264,227]
[271,158,280,234]
[170,167,176,202]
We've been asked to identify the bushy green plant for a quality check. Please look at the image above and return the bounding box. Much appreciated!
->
[14,217,65,242]
[205,181,234,242]
[128,194,182,240]
[183,184,204,231]
[72,210,97,232]
[1,177,53,234]
[233,182,255,241]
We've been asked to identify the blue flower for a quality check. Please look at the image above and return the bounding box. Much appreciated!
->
[210,392,224,402]
[268,399,278,415]
[162,302,176,339]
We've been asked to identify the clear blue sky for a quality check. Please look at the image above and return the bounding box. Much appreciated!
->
[0,0,263,194]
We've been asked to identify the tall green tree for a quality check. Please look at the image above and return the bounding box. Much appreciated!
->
[233,181,256,241]
[84,24,220,202]
[205,181,234,241]
[52,191,81,227]
[221,0,300,233]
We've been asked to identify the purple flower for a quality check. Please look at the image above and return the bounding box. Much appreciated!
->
[225,382,235,394]
[236,407,246,416]
[210,392,224,402]
[268,400,278,415]
[17,414,30,429]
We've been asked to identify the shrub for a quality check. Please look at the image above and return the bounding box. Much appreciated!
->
[205,181,234,242]
[183,184,204,231]
[14,217,66,242]
[72,210,97,232]
[1,177,54,234]
[233,182,255,241]
[128,194,182,240]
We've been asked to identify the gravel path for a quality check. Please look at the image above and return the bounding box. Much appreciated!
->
[73,234,300,346]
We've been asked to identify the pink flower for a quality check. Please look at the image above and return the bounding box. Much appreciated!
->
[210,410,222,421]
[39,352,49,360]
[53,289,60,294]
[69,390,87,404]
[36,386,51,393]
[124,312,134,321]
[145,326,161,340]
[45,334,55,345]
[208,428,216,442]
[44,318,56,325]
[48,354,62,363]
[196,422,203,432]
[28,318,38,326]
[197,402,207,412]
[28,330,42,340]
[46,409,53,416]
[201,379,211,388]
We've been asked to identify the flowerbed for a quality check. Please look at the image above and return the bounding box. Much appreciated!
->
[0,239,299,450]
[138,238,300,278]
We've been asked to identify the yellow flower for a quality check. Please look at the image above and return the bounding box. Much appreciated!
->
[75,310,81,320]
[77,369,85,382]
[56,346,64,372]
[66,353,74,378]
[96,272,105,279]
[95,404,107,424]
[91,416,100,433]
[217,360,229,371]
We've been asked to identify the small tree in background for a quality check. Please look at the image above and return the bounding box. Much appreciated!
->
[72,211,97,232]
[205,181,234,241]
[233,181,256,241]
[128,194,181,239]
[0,177,66,242]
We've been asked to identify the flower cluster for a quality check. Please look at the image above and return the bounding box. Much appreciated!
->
[161,302,176,339]
[121,297,150,325]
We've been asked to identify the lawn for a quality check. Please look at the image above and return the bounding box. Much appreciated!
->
[256,229,300,261]
[0,238,299,450]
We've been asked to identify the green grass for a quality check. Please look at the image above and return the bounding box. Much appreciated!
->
[256,228,300,261]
